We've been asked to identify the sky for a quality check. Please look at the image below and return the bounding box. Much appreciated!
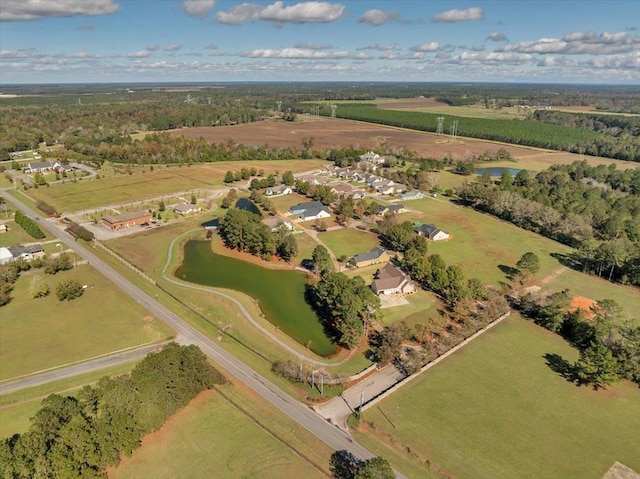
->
[0,0,639,84]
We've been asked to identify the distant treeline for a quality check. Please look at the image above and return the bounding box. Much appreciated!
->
[329,106,640,162]
[0,343,224,479]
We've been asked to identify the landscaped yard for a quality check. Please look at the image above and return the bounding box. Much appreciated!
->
[319,228,381,259]
[355,315,640,479]
[112,383,334,479]
[0,265,172,381]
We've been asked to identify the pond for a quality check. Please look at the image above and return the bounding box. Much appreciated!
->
[474,167,522,177]
[175,240,337,357]
[235,198,262,216]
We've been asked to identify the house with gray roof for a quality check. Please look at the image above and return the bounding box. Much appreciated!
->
[371,263,415,296]
[414,223,450,241]
[349,247,389,268]
[290,201,331,221]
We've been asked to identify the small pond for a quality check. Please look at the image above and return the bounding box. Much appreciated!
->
[474,167,522,177]
[175,240,336,357]
[235,198,262,216]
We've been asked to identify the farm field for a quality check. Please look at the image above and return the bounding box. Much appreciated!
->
[112,383,334,479]
[318,228,381,259]
[26,159,327,212]
[0,220,52,246]
[0,265,172,381]
[355,315,640,479]
[172,119,640,171]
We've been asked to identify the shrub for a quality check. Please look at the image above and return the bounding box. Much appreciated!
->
[56,280,84,301]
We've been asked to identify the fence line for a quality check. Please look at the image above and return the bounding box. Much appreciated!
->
[362,311,511,412]
[95,241,156,285]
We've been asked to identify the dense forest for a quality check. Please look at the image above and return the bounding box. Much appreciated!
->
[330,106,640,161]
[0,343,224,479]
[457,160,640,286]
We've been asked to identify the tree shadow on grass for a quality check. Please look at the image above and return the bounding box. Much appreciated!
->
[543,353,576,384]
[498,264,519,281]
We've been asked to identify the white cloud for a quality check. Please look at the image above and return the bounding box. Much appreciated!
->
[536,56,573,67]
[0,50,31,59]
[447,52,533,65]
[358,9,397,26]
[181,0,216,18]
[127,50,152,58]
[378,52,424,60]
[72,51,102,58]
[204,43,218,50]
[356,43,396,51]
[498,30,640,55]
[584,52,640,70]
[215,1,345,25]
[487,32,507,42]
[409,42,440,53]
[1,0,120,21]
[470,44,485,52]
[164,44,184,52]
[432,7,483,23]
[147,44,160,51]
[239,47,362,59]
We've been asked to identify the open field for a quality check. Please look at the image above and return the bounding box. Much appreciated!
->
[376,101,525,121]
[112,382,334,479]
[356,315,640,479]
[172,119,640,171]
[0,221,52,246]
[1,362,137,438]
[318,228,381,259]
[25,160,327,212]
[404,197,573,286]
[0,265,172,381]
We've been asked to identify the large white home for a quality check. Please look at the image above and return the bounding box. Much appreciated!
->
[415,223,450,241]
[289,201,331,221]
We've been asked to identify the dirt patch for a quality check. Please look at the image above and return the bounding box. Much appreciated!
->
[570,296,596,319]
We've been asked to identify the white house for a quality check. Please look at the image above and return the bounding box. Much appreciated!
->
[290,200,331,221]
[174,203,201,215]
[415,223,450,241]
[265,185,293,197]
[0,247,13,264]
[371,264,415,295]
[399,190,425,201]
[262,217,294,232]
[360,151,386,164]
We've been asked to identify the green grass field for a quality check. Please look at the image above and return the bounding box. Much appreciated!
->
[356,315,640,479]
[0,221,51,246]
[319,228,381,259]
[112,384,333,479]
[0,265,172,380]
[27,160,326,212]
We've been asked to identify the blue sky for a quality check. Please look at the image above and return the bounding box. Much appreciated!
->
[0,0,638,84]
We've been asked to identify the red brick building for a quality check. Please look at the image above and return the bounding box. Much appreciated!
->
[102,210,151,231]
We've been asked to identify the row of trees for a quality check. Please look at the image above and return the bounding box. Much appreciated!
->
[14,211,45,239]
[0,343,224,478]
[217,208,298,262]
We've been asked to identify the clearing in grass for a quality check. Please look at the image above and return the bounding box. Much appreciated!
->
[318,228,381,260]
[0,265,172,381]
[355,315,640,479]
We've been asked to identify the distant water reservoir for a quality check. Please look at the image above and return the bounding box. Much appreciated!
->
[474,167,522,177]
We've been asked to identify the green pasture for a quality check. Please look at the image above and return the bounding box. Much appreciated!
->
[319,228,381,259]
[0,265,172,381]
[268,191,310,213]
[175,240,336,356]
[0,221,51,247]
[293,231,320,266]
[357,315,640,479]
[404,197,573,286]
[112,384,333,479]
[26,160,326,212]
[0,362,137,438]
[382,104,525,120]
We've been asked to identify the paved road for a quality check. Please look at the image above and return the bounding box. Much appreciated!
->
[0,340,175,395]
[1,189,409,479]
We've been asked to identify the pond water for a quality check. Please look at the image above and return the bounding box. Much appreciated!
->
[175,240,336,357]
[474,167,522,177]
[235,198,262,216]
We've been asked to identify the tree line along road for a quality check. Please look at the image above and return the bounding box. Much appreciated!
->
[0,189,409,479]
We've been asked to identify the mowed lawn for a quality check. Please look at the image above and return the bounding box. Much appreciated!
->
[319,228,381,259]
[405,198,573,286]
[0,222,52,247]
[356,315,640,479]
[0,266,172,380]
[28,160,327,212]
[113,384,333,479]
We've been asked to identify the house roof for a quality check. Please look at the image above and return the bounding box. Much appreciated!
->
[290,200,324,213]
[0,247,13,261]
[103,210,150,224]
[351,247,386,264]
[174,203,199,213]
[25,161,53,170]
[301,204,330,218]
[372,264,411,292]
[400,190,423,199]
[7,244,43,256]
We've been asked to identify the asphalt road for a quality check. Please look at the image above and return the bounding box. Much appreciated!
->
[1,189,409,479]
[0,340,173,395]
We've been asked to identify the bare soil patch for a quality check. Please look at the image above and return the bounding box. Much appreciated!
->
[570,296,596,319]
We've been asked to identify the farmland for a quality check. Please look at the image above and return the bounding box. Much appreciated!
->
[356,315,640,479]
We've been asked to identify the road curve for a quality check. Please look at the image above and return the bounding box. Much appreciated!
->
[1,190,408,479]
